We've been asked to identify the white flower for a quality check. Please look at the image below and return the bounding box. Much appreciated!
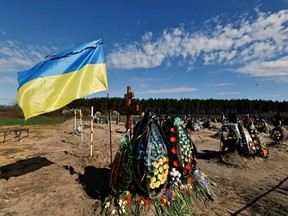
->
[105,201,110,208]
[118,199,123,207]
[111,209,116,215]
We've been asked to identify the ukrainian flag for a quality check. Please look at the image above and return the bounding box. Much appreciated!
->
[17,39,108,120]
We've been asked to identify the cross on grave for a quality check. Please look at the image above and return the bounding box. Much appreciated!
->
[124,86,140,134]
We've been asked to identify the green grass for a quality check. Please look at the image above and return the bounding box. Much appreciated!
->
[0,116,67,126]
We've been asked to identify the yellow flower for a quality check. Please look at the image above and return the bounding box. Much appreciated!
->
[159,166,164,174]
[163,164,169,170]
[160,178,166,184]
[154,162,159,168]
[162,173,167,181]
[155,181,161,188]
[154,169,159,175]
[126,191,130,196]
[163,157,168,163]
[151,177,157,183]
[157,174,163,180]
[150,182,156,189]
[159,158,163,165]
[163,169,169,176]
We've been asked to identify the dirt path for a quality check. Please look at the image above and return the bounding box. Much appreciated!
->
[0,120,287,215]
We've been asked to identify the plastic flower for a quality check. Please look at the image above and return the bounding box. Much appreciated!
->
[171,146,177,154]
[155,181,161,188]
[144,199,149,206]
[104,201,110,208]
[185,164,191,171]
[170,128,175,133]
[170,137,176,143]
[161,197,167,206]
[154,162,159,168]
[125,198,131,205]
[187,176,195,184]
[173,160,179,167]
[159,166,164,174]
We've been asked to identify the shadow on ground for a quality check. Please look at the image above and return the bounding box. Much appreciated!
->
[0,156,53,180]
[78,166,111,201]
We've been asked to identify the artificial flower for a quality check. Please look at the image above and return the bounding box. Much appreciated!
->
[173,160,179,167]
[171,146,177,154]
[170,136,176,143]
[144,199,149,206]
[125,198,131,205]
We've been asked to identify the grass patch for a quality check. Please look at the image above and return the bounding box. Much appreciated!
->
[0,116,67,126]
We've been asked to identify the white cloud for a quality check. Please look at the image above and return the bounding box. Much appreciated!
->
[107,9,288,82]
[0,40,57,73]
[140,87,198,94]
[237,55,288,80]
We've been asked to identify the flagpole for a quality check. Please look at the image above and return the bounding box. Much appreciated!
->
[107,92,113,165]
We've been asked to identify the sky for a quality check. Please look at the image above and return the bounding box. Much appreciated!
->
[1,0,288,105]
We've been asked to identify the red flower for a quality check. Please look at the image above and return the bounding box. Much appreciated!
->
[170,128,175,133]
[186,189,191,196]
[185,164,191,170]
[161,197,166,206]
[170,136,176,143]
[137,196,142,201]
[182,169,187,176]
[125,198,131,205]
[144,199,149,206]
[171,147,177,154]
[173,160,179,167]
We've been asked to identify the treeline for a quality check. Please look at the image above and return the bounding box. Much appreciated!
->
[68,97,288,116]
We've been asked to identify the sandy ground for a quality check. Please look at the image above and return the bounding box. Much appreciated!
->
[0,119,287,216]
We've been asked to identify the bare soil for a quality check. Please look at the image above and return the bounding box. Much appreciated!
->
[0,120,287,216]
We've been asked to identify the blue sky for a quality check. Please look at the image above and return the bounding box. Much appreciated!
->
[1,0,288,105]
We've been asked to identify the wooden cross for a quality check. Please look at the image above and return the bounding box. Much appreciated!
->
[124,86,140,133]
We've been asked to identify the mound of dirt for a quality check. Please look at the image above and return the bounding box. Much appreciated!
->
[0,120,287,215]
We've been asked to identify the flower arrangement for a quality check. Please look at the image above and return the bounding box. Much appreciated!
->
[271,126,287,142]
[163,117,197,186]
[133,120,169,198]
[104,112,214,215]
